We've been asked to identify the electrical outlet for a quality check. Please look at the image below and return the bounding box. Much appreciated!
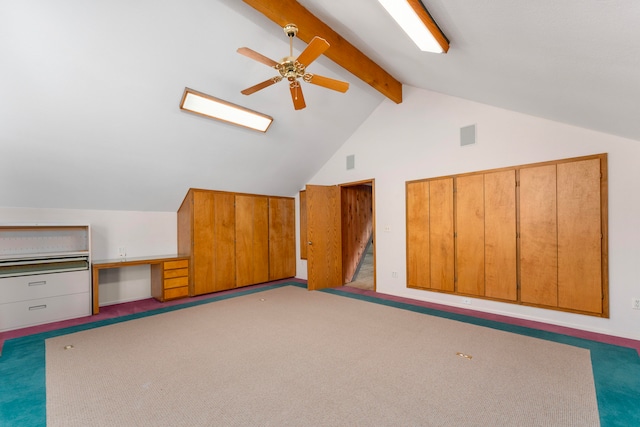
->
[118,247,127,258]
[633,297,640,310]
[391,271,398,278]
[384,225,391,232]
[462,298,472,305]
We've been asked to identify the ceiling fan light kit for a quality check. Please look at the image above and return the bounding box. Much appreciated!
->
[237,23,350,110]
[179,88,273,132]
[378,0,449,53]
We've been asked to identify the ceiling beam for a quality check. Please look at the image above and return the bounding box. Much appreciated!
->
[242,0,403,104]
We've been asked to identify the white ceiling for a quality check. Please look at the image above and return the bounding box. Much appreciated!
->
[2,0,638,212]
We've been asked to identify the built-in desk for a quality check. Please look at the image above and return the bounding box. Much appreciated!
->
[91,255,190,314]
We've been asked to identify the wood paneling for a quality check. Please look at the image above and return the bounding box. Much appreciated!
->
[557,159,602,313]
[519,165,558,306]
[484,170,517,301]
[455,174,485,296]
[406,181,430,288]
[269,197,296,280]
[235,195,269,287]
[429,178,455,291]
[341,185,373,283]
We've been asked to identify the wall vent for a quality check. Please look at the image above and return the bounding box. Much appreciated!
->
[460,124,477,147]
[346,154,355,170]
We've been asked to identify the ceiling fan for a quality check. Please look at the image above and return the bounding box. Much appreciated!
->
[237,23,349,110]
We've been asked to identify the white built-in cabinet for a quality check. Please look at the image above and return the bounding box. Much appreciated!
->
[0,225,91,332]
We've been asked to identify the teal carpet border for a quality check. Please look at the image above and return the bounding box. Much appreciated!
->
[321,287,640,427]
[1,282,638,426]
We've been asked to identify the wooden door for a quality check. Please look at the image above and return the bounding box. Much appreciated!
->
[299,190,308,260]
[429,178,455,291]
[269,197,296,280]
[192,191,216,295]
[557,159,602,313]
[484,170,517,300]
[235,194,269,287]
[406,181,430,288]
[520,165,558,306]
[455,175,485,296]
[306,185,342,290]
[212,192,236,292]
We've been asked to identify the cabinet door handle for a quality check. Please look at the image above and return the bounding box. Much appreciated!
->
[29,304,47,311]
[28,280,46,286]
[308,241,313,245]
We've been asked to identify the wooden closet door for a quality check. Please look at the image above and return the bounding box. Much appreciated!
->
[484,170,517,301]
[235,195,269,287]
[557,159,602,313]
[269,197,296,280]
[456,175,485,296]
[519,165,558,306]
[192,191,215,295]
[212,192,236,291]
[429,178,455,291]
[406,181,430,288]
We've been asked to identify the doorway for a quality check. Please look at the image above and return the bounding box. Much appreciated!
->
[304,180,375,291]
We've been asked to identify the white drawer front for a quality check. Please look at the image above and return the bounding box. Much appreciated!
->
[0,292,91,332]
[0,270,89,304]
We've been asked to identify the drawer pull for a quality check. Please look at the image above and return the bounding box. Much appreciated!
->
[28,280,47,286]
[29,304,47,311]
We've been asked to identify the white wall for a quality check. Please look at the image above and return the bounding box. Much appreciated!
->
[0,207,177,306]
[299,86,640,341]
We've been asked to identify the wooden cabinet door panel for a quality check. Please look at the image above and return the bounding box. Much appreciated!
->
[456,175,485,296]
[557,159,602,313]
[429,178,455,291]
[406,181,430,288]
[213,193,236,291]
[269,197,296,280]
[520,165,558,306]
[236,195,269,287]
[484,170,517,301]
[193,191,215,295]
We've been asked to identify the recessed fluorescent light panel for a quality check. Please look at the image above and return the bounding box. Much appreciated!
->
[378,0,449,53]
[179,88,273,132]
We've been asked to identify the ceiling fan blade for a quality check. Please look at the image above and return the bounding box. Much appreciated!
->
[296,36,330,68]
[289,82,306,110]
[306,74,349,93]
[237,47,279,68]
[241,77,280,95]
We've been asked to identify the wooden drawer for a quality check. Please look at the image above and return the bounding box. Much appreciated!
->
[164,268,188,279]
[0,292,91,332]
[164,286,188,300]
[164,276,188,289]
[164,259,188,270]
[0,270,90,305]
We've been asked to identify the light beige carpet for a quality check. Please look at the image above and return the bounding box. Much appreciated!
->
[46,285,599,426]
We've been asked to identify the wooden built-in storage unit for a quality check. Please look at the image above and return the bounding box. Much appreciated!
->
[406,154,608,317]
[178,188,295,296]
[0,225,91,331]
[150,258,190,302]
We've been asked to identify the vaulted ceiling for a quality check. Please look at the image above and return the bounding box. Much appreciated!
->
[2,0,638,211]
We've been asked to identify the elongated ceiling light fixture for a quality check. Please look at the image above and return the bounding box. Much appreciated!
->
[378,0,449,53]
[179,88,273,132]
